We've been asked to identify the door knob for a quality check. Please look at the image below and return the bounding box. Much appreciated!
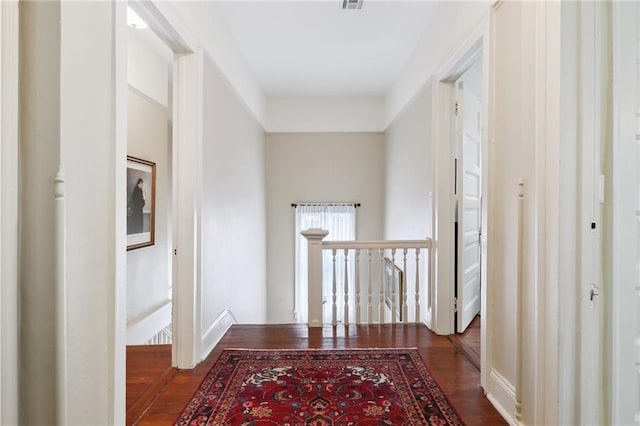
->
[589,287,600,301]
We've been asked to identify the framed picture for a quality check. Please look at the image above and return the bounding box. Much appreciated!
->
[126,156,156,250]
[384,257,403,321]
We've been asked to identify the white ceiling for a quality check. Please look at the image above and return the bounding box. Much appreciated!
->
[211,1,441,96]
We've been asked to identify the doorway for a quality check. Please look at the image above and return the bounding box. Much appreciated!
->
[431,26,491,389]
[121,1,204,423]
[454,58,483,334]
[451,57,484,368]
[124,7,176,424]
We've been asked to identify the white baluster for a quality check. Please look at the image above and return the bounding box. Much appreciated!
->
[344,248,350,325]
[367,249,373,324]
[415,248,421,324]
[391,248,397,324]
[402,248,408,323]
[332,248,337,326]
[379,248,385,324]
[355,249,361,325]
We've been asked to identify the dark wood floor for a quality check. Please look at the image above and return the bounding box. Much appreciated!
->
[132,324,506,425]
[448,315,481,370]
[126,345,178,425]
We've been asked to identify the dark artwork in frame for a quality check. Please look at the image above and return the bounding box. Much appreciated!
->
[126,156,156,250]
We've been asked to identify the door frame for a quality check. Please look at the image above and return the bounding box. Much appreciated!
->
[432,13,492,382]
[0,1,19,424]
[430,11,492,390]
[610,2,639,423]
[125,0,204,368]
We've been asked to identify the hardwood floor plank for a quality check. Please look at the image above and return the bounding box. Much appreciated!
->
[126,344,177,426]
[133,324,506,425]
[448,315,481,370]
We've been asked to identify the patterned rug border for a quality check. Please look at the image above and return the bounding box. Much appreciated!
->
[175,347,465,425]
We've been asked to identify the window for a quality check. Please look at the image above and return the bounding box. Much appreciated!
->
[294,204,356,323]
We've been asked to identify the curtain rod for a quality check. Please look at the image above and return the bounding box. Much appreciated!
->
[291,203,361,208]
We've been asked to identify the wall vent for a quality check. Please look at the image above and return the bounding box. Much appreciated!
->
[342,0,363,10]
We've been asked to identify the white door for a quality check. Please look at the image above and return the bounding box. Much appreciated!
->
[455,79,482,333]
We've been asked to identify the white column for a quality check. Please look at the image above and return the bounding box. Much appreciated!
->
[302,229,329,328]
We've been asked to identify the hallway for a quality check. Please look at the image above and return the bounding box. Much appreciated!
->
[130,324,505,425]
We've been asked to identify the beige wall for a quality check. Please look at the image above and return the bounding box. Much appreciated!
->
[19,2,60,421]
[126,89,172,325]
[201,54,267,327]
[265,132,385,323]
[126,26,173,337]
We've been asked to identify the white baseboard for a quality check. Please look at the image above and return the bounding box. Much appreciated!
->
[127,301,172,345]
[487,368,516,426]
[201,309,237,361]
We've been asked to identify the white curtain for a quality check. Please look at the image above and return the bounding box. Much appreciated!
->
[294,204,356,323]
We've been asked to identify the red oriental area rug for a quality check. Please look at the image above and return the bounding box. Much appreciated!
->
[175,348,464,425]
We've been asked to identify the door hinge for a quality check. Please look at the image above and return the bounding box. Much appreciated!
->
[455,102,459,116]
[589,285,600,301]
[173,248,177,256]
[454,297,458,313]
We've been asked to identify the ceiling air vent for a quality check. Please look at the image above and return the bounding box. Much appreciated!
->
[342,0,363,10]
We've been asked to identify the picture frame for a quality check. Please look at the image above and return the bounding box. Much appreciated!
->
[126,156,156,250]
[384,257,403,321]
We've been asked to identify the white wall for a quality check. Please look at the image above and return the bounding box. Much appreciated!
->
[20,2,128,423]
[266,96,385,133]
[126,89,171,326]
[385,1,564,424]
[127,27,172,108]
[384,86,433,240]
[489,2,561,423]
[201,53,267,328]
[490,0,524,405]
[266,132,385,323]
[170,2,266,126]
[385,1,489,126]
[126,27,173,338]
[384,85,433,326]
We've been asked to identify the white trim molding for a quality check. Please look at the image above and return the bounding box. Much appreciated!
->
[611,2,640,424]
[0,1,19,424]
[127,301,172,345]
[201,309,237,361]
[488,368,516,426]
[113,3,128,425]
[54,169,68,425]
[172,46,204,369]
[515,179,525,424]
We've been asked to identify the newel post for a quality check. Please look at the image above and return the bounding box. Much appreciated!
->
[301,229,329,327]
